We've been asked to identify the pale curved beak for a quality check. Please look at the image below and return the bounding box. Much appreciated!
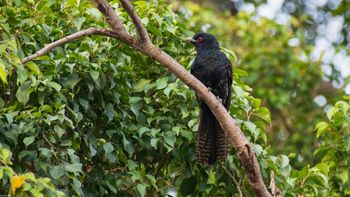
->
[186,36,196,44]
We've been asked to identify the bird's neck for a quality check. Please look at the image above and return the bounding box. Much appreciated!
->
[196,47,220,54]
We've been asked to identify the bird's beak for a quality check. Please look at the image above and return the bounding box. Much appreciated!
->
[186,36,196,44]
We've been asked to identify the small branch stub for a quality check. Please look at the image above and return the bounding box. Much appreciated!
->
[270,171,282,197]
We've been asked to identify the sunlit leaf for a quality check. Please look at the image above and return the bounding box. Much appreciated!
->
[0,59,7,84]
[25,61,41,76]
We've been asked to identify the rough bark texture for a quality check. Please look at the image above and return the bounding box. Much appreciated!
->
[22,0,274,196]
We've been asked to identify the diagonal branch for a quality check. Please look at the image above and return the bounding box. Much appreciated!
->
[119,0,151,44]
[22,28,122,64]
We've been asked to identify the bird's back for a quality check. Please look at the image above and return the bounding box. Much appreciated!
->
[188,32,232,165]
[191,49,232,165]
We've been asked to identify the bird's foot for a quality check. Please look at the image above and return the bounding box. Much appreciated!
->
[207,87,212,92]
[216,96,222,104]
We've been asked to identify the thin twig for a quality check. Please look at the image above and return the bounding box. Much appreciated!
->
[119,0,151,44]
[0,160,19,176]
[222,166,243,197]
[22,28,121,64]
[42,133,61,163]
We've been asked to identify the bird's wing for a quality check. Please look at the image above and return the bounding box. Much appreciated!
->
[191,60,204,105]
[224,59,233,109]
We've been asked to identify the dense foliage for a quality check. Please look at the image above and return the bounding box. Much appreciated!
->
[0,0,349,196]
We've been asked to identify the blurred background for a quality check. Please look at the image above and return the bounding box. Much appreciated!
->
[174,0,350,168]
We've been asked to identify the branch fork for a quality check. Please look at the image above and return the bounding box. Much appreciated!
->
[22,0,276,196]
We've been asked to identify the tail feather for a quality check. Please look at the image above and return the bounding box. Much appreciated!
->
[196,104,227,165]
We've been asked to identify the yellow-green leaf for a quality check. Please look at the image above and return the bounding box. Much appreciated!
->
[0,59,7,84]
[25,61,41,76]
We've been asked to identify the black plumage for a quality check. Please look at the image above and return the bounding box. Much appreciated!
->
[188,33,233,165]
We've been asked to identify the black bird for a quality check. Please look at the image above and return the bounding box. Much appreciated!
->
[187,33,233,165]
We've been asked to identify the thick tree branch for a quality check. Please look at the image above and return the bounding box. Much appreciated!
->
[22,28,122,64]
[22,0,274,196]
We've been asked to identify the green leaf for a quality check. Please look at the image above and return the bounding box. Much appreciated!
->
[208,169,216,185]
[139,127,150,138]
[243,121,259,140]
[17,65,29,83]
[79,98,89,110]
[253,144,263,156]
[221,47,237,62]
[134,79,150,92]
[47,81,61,92]
[105,103,115,122]
[23,136,35,147]
[103,143,114,154]
[316,162,329,175]
[74,17,86,31]
[337,169,349,184]
[7,39,17,50]
[156,77,168,89]
[153,13,163,26]
[166,26,178,34]
[252,98,261,108]
[254,107,271,123]
[39,105,53,113]
[50,165,65,179]
[90,70,99,81]
[136,183,146,197]
[122,135,134,156]
[315,122,329,138]
[288,153,296,158]
[106,180,117,194]
[0,59,7,84]
[150,138,158,149]
[16,81,34,105]
[280,155,289,168]
[234,68,248,77]
[164,132,176,152]
[64,0,78,7]
[0,148,12,164]
[54,125,65,138]
[141,17,149,25]
[65,163,82,173]
[86,8,102,19]
[30,189,44,197]
[25,61,41,76]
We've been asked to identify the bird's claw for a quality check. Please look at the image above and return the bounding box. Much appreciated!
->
[216,96,222,103]
[207,87,212,92]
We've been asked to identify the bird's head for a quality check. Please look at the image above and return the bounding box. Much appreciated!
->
[186,33,220,50]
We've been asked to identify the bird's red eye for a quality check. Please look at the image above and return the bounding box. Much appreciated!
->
[197,37,204,42]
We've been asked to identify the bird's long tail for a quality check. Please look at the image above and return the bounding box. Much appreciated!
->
[196,104,227,165]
